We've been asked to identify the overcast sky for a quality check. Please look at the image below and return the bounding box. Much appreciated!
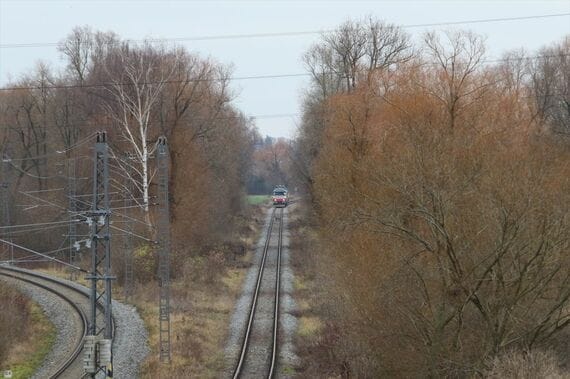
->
[1,1,569,139]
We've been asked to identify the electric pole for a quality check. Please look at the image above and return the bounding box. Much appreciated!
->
[67,156,78,279]
[157,136,171,363]
[83,132,114,378]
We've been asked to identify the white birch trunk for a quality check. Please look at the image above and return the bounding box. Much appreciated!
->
[141,135,149,213]
[104,44,179,230]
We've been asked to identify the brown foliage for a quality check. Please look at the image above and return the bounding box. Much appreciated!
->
[1,27,255,280]
[298,29,570,377]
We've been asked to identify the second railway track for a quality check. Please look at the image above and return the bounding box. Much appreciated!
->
[0,265,110,379]
[233,206,285,379]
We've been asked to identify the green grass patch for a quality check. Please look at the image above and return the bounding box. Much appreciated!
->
[247,195,270,205]
[298,316,322,338]
[9,302,56,379]
[281,365,296,375]
[294,276,308,291]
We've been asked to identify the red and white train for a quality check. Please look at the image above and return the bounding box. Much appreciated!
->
[271,185,288,207]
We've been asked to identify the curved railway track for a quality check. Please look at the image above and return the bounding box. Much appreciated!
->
[0,265,111,378]
[233,206,284,378]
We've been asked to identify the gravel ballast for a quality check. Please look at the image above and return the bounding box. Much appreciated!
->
[225,206,300,378]
[0,269,149,379]
[1,277,81,379]
[57,277,150,379]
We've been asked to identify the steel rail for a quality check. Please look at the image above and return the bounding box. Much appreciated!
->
[0,266,87,378]
[0,265,114,378]
[268,207,284,378]
[232,207,284,378]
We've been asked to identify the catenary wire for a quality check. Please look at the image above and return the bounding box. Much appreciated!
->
[5,132,98,161]
[0,237,85,271]
[0,54,567,92]
[0,219,81,230]
[0,12,568,48]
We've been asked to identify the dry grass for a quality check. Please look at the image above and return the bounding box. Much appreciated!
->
[135,261,251,378]
[1,289,55,378]
[135,209,265,378]
[298,316,322,338]
[5,206,266,378]
[484,349,567,379]
[294,269,322,339]
[293,277,308,292]
[287,205,345,378]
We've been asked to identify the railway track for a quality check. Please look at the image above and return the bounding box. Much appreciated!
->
[233,207,284,378]
[0,265,110,378]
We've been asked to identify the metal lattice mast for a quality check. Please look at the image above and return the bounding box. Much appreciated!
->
[157,136,171,363]
[84,132,114,378]
[1,152,14,263]
[123,156,134,300]
[67,156,78,279]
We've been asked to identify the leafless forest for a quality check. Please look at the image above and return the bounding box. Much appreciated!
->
[0,26,260,375]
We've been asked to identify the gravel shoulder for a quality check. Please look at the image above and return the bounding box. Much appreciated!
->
[49,273,150,379]
[0,276,75,379]
[0,268,149,379]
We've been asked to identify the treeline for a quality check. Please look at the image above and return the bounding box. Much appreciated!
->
[293,17,569,377]
[0,26,256,277]
[247,136,291,194]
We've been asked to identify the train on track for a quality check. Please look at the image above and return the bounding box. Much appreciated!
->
[271,185,288,207]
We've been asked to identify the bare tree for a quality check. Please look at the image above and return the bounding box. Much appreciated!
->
[50,84,81,154]
[303,44,345,99]
[58,25,94,83]
[58,26,119,84]
[528,36,570,136]
[102,42,180,216]
[303,16,412,96]
[295,17,413,201]
[2,63,56,189]
[158,52,234,141]
[423,30,490,130]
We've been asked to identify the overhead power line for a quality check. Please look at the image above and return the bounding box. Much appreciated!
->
[0,54,566,92]
[0,13,568,49]
[0,219,80,230]
[0,72,309,91]
[5,133,98,161]
[0,223,73,237]
[0,238,85,271]
[400,12,570,29]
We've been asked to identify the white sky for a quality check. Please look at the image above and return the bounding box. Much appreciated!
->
[1,1,569,139]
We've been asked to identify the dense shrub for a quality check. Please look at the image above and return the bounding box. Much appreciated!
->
[294,21,569,376]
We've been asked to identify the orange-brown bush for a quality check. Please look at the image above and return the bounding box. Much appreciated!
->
[300,31,570,377]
